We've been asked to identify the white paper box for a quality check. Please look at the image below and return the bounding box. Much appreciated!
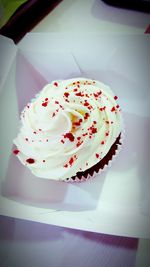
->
[0,33,150,238]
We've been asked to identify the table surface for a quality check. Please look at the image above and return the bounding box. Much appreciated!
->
[0,0,150,267]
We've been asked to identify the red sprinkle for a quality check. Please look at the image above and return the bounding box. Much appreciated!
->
[93,93,98,98]
[61,139,65,144]
[82,133,88,137]
[99,106,106,111]
[84,101,90,107]
[94,91,102,98]
[88,126,97,134]
[26,158,35,164]
[13,149,19,155]
[69,157,74,165]
[55,101,59,104]
[101,141,105,145]
[77,136,81,140]
[114,96,118,100]
[91,128,97,134]
[73,118,82,127]
[96,153,99,158]
[105,132,109,136]
[75,92,84,97]
[54,82,58,87]
[111,107,116,112]
[92,127,97,133]
[84,113,89,120]
[45,98,48,101]
[74,122,81,126]
[64,92,69,98]
[116,104,120,109]
[42,102,48,107]
[64,132,75,142]
[64,164,68,168]
[76,141,83,147]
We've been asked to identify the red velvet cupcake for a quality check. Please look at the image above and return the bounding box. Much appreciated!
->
[13,78,123,182]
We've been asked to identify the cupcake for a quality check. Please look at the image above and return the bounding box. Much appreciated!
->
[13,78,123,182]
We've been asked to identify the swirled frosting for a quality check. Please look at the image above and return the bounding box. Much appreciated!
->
[13,78,122,180]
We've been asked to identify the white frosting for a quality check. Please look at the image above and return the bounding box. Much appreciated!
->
[13,78,122,180]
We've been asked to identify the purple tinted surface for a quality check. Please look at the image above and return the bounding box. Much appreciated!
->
[0,215,138,267]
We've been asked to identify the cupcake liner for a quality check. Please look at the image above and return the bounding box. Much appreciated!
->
[63,128,125,183]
